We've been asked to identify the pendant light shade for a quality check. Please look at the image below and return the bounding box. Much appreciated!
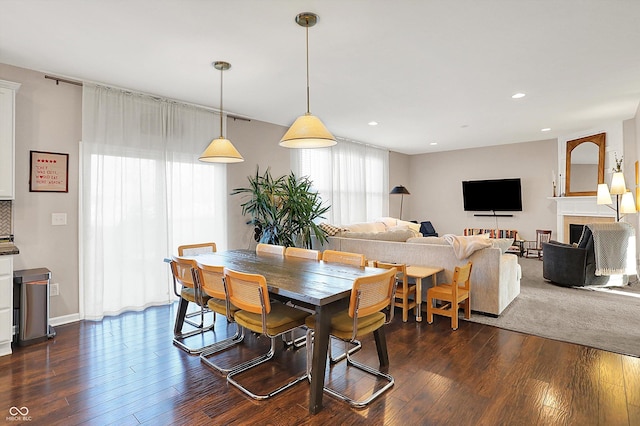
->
[199,61,244,163]
[280,12,336,149]
[279,113,336,148]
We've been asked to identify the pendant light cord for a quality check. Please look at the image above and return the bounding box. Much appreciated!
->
[219,67,224,138]
[305,23,310,114]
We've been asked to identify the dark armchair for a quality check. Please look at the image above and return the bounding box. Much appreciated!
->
[542,226,609,287]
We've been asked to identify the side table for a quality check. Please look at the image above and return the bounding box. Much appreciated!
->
[406,265,444,322]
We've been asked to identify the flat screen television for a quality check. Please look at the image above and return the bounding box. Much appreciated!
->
[462,178,523,212]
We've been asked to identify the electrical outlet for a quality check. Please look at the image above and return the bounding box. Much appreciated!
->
[50,283,59,297]
[51,213,67,226]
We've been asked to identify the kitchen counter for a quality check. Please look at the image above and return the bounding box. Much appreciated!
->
[0,242,19,255]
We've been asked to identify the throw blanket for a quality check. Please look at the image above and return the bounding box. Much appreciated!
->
[443,234,493,260]
[587,222,636,276]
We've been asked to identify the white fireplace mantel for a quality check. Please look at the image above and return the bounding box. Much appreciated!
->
[550,196,616,242]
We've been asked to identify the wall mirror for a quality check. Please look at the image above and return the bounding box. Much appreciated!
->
[565,132,606,196]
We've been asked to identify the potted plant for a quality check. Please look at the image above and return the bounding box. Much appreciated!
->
[232,166,330,248]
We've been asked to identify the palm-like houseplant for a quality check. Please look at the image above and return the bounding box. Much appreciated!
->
[232,167,330,248]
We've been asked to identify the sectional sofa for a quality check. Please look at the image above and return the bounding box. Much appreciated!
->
[316,219,521,316]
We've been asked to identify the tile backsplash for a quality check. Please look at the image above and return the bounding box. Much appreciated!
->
[0,201,12,236]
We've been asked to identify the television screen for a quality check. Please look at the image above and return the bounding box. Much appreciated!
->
[462,178,523,211]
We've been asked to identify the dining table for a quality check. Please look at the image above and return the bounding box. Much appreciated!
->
[193,249,386,414]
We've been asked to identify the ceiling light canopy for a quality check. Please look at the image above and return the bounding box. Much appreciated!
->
[280,12,336,149]
[199,61,244,163]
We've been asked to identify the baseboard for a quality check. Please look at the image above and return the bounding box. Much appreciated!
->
[50,313,81,327]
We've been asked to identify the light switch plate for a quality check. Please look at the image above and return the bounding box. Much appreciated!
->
[51,213,67,226]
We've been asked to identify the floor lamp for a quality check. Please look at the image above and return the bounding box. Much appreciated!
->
[596,172,636,221]
[390,185,410,220]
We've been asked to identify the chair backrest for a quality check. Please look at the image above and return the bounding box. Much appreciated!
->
[452,262,473,294]
[170,255,198,289]
[349,268,397,319]
[224,269,271,315]
[285,247,321,261]
[536,230,552,248]
[322,250,366,267]
[256,243,286,257]
[178,242,217,256]
[194,262,225,299]
[373,261,407,291]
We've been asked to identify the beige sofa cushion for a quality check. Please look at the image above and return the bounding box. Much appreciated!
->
[343,221,387,233]
[407,236,448,245]
[342,229,416,242]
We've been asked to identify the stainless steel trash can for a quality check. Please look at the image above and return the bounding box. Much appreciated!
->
[13,268,56,346]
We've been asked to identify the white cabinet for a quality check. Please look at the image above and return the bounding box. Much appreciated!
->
[0,80,21,200]
[0,256,13,356]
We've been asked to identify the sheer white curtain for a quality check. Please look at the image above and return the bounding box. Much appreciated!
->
[81,84,227,320]
[292,138,388,225]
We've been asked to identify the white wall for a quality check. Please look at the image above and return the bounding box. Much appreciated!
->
[407,139,558,241]
[388,151,411,219]
[0,63,81,319]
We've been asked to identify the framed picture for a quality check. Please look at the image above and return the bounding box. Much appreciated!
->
[29,150,69,193]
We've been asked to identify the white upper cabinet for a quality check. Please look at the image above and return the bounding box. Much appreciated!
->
[0,80,21,199]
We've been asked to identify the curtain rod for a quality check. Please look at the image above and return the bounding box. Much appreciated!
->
[45,75,83,87]
[45,75,251,122]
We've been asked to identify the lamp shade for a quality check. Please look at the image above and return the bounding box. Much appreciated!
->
[620,190,637,214]
[390,185,410,195]
[610,172,626,195]
[596,183,612,205]
[279,114,337,148]
[198,137,244,163]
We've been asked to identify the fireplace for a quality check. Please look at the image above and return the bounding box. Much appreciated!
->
[569,224,585,244]
[561,215,615,244]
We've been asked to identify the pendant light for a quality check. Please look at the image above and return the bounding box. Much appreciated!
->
[199,61,244,163]
[279,12,337,149]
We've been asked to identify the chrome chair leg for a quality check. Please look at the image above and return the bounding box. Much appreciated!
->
[226,337,308,400]
[199,325,245,374]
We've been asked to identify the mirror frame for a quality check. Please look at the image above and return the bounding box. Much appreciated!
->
[565,132,606,197]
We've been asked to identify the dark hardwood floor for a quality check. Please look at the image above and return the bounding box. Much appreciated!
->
[1,303,639,426]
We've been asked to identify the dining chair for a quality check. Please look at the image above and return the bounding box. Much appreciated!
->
[373,261,416,322]
[320,249,367,360]
[256,243,286,256]
[304,268,397,408]
[178,242,217,256]
[285,246,321,261]
[525,230,552,260]
[194,262,245,374]
[322,249,366,267]
[426,262,473,330]
[169,255,213,354]
[176,242,217,328]
[224,268,310,400]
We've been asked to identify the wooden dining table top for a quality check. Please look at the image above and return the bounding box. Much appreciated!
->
[194,249,384,306]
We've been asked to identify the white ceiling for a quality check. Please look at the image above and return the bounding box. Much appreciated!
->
[2,0,640,155]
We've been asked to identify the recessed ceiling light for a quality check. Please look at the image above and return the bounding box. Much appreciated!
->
[512,93,526,99]
[430,142,438,146]
[368,121,378,126]
[541,128,551,132]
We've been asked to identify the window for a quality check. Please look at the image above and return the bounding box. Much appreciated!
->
[292,138,389,225]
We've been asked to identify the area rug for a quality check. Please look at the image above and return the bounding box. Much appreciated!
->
[465,257,640,357]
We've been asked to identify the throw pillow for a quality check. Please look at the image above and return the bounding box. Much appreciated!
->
[319,222,345,236]
[396,219,421,233]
